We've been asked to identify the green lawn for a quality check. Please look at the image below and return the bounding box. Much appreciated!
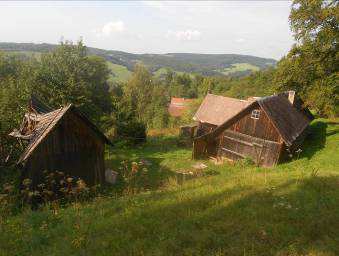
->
[0,119,338,255]
[106,62,132,82]
[218,63,260,75]
[153,67,195,79]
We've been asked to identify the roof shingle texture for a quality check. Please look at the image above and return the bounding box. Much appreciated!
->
[258,95,310,146]
[193,94,250,126]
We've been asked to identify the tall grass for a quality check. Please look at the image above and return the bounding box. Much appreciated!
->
[0,118,338,255]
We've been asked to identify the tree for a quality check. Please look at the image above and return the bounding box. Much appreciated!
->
[30,41,112,124]
[0,52,31,165]
[123,64,170,129]
[274,0,338,116]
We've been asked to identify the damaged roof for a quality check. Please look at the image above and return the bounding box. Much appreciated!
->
[10,103,112,164]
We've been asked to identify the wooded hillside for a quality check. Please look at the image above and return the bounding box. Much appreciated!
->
[0,42,276,78]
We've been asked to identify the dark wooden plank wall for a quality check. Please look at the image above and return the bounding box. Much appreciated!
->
[218,130,283,167]
[229,106,281,142]
[196,122,217,137]
[24,111,105,186]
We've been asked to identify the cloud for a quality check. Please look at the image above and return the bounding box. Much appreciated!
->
[235,38,245,43]
[142,1,167,10]
[95,21,125,37]
[166,30,201,41]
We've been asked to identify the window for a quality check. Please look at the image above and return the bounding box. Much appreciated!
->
[251,109,261,119]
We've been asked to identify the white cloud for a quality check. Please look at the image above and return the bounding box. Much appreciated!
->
[235,38,245,43]
[142,1,167,10]
[166,30,201,41]
[95,21,125,37]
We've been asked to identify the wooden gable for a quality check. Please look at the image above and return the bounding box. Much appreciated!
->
[228,103,282,143]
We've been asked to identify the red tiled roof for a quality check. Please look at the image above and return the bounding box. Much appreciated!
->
[168,97,194,117]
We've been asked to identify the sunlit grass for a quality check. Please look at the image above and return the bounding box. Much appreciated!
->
[0,118,338,255]
[218,62,260,75]
[106,62,132,82]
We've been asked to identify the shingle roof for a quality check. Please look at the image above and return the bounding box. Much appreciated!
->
[258,95,310,146]
[195,92,312,147]
[193,94,251,126]
[278,91,314,121]
[16,105,71,163]
[11,104,112,164]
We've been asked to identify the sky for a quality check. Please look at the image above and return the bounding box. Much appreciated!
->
[0,1,295,60]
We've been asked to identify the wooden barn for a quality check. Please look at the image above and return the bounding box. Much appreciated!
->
[192,92,313,167]
[9,97,112,186]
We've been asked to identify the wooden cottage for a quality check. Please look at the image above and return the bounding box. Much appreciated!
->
[193,92,313,167]
[10,97,112,186]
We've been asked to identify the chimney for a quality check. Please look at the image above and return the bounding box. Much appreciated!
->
[287,91,295,105]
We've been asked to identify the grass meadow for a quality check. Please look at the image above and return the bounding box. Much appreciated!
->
[106,62,132,83]
[218,63,260,75]
[0,118,338,255]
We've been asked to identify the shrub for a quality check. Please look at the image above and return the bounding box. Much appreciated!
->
[118,160,149,194]
[116,120,147,145]
[20,171,93,207]
[0,182,17,219]
[0,170,100,215]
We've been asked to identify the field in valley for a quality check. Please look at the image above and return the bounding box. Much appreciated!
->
[0,118,338,255]
[106,62,132,83]
[217,63,261,76]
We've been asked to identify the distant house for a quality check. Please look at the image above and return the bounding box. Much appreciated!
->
[168,97,194,117]
[10,97,112,186]
[193,92,313,167]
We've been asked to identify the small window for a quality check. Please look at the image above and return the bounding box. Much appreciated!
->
[251,109,261,119]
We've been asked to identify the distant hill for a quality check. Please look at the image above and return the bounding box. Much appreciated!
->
[0,42,277,81]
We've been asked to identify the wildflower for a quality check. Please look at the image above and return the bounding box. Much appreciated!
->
[3,183,14,193]
[57,171,64,176]
[131,162,139,173]
[37,183,45,189]
[39,221,48,231]
[33,190,40,196]
[76,179,87,190]
[0,194,7,202]
[42,190,53,196]
[59,187,67,193]
[22,178,32,187]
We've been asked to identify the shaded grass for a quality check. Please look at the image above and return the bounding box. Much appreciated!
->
[0,119,338,255]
